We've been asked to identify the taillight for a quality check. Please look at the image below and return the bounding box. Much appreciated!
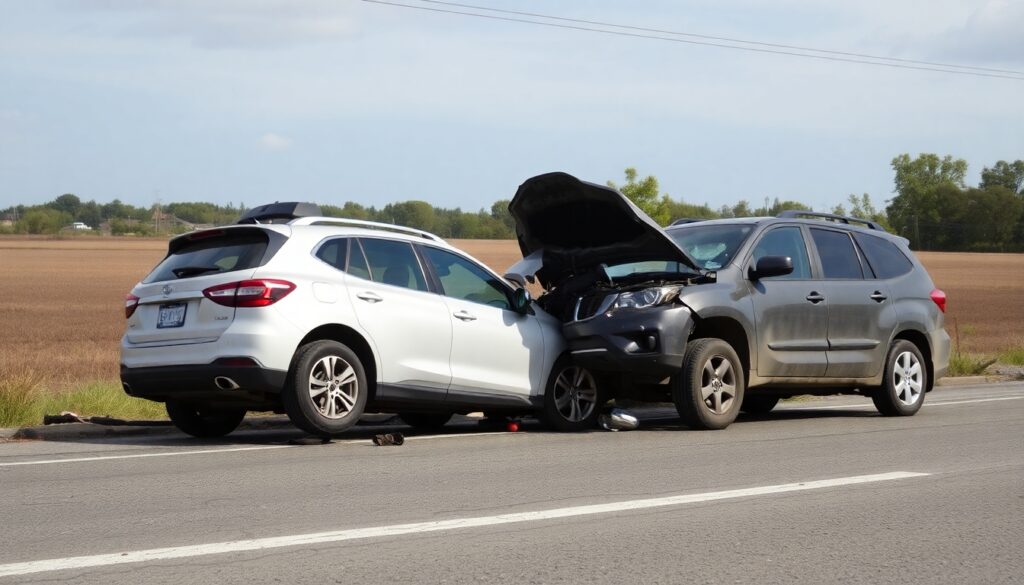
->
[930,289,946,313]
[125,293,140,318]
[203,279,296,307]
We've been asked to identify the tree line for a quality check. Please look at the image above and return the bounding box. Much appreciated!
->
[2,154,1021,251]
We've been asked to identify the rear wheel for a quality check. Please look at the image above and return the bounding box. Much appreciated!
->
[283,340,368,437]
[165,402,246,438]
[741,394,779,414]
[398,412,453,430]
[872,340,926,416]
[673,338,745,430]
[540,358,604,432]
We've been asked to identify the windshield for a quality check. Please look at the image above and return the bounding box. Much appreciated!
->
[666,224,755,270]
[604,260,695,280]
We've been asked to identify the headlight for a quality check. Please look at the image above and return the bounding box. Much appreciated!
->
[612,286,681,310]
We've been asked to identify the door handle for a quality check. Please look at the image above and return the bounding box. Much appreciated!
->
[356,292,383,303]
[805,292,825,304]
[453,310,477,321]
[870,291,888,303]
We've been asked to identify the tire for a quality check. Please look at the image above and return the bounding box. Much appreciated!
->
[540,358,604,432]
[398,412,453,430]
[165,401,246,438]
[741,394,779,414]
[872,340,927,416]
[673,338,745,430]
[283,340,368,437]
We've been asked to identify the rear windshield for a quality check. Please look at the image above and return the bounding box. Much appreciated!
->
[666,224,755,270]
[144,229,274,283]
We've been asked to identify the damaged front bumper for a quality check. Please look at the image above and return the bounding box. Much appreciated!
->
[563,304,693,379]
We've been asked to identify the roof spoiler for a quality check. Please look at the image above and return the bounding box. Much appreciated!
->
[237,202,322,224]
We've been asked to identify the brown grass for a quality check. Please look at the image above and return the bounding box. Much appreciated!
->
[0,236,1020,388]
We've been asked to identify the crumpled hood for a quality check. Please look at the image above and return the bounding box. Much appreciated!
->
[507,172,701,289]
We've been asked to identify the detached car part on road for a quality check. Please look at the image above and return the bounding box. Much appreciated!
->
[506,172,951,429]
[120,203,605,437]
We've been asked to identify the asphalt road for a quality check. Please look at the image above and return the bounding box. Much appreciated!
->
[1,383,1022,584]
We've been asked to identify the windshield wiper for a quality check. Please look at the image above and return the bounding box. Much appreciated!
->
[172,265,221,278]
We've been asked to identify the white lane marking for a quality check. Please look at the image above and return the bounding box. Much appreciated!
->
[0,445,294,467]
[781,395,1023,412]
[0,471,928,578]
[0,432,513,468]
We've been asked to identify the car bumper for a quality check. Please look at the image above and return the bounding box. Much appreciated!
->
[120,363,288,408]
[562,304,693,379]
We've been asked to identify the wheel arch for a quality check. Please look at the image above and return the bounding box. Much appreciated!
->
[689,316,751,387]
[892,329,934,392]
[294,324,379,401]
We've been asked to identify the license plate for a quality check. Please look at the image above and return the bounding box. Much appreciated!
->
[157,303,187,329]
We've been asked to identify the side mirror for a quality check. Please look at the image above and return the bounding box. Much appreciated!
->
[748,256,793,280]
[511,287,533,314]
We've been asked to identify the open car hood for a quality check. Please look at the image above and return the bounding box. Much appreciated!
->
[507,172,701,289]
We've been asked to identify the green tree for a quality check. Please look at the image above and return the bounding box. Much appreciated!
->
[607,168,671,225]
[50,194,82,217]
[845,193,890,230]
[887,153,969,248]
[17,208,71,234]
[980,160,1024,194]
[731,200,755,218]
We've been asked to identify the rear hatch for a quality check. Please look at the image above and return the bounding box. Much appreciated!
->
[125,227,287,347]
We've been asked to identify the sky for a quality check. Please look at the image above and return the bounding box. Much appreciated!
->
[2,0,1022,213]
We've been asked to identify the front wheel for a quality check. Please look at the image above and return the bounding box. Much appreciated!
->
[673,338,745,430]
[872,340,927,416]
[540,358,604,432]
[165,402,246,438]
[283,340,368,437]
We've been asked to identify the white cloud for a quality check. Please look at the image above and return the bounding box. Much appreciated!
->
[259,132,293,151]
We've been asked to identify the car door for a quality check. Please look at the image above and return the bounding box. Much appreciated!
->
[419,245,545,402]
[344,237,453,398]
[745,225,829,377]
[809,228,897,378]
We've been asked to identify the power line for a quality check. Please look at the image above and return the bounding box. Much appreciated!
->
[360,0,1024,81]
[419,0,1024,77]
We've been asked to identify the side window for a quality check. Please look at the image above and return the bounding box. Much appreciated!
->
[314,238,348,271]
[854,233,914,279]
[749,227,811,279]
[348,239,371,280]
[810,229,864,279]
[358,238,428,292]
[421,246,511,310]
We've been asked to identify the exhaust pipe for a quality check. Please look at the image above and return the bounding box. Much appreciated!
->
[214,376,240,390]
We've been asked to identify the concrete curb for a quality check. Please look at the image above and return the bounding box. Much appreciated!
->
[935,375,998,387]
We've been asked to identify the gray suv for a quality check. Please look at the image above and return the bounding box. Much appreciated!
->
[506,172,950,430]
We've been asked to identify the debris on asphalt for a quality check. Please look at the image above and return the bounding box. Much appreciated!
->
[372,432,405,446]
[42,412,171,427]
[599,409,640,431]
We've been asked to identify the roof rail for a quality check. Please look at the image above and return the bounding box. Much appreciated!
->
[776,210,886,232]
[288,216,446,243]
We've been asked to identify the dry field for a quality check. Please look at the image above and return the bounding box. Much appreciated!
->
[1,236,1021,388]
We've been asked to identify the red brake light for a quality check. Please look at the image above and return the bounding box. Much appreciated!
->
[930,289,946,313]
[203,279,295,307]
[125,293,140,318]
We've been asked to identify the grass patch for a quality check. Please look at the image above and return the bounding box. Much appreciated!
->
[947,353,997,377]
[998,346,1024,366]
[0,376,165,429]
